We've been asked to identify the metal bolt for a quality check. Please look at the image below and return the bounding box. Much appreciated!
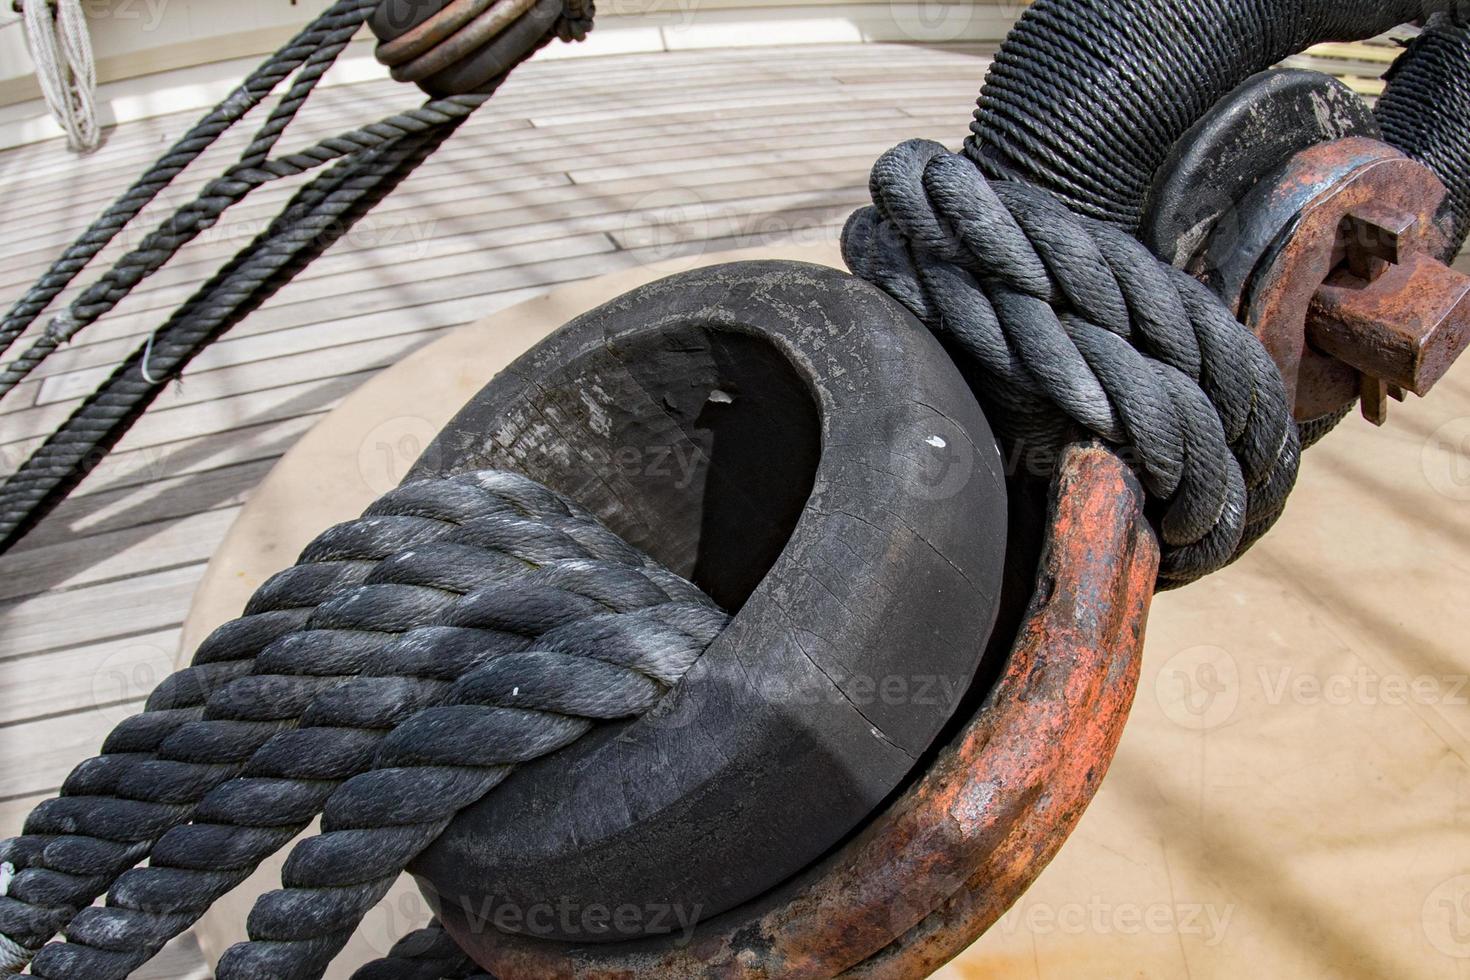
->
[1307,210,1470,425]
[1337,207,1415,281]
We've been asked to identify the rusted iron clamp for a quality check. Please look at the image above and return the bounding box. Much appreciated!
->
[368,0,583,96]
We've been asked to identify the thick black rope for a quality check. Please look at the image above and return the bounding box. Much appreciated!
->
[0,472,618,966]
[0,0,376,361]
[968,0,1466,231]
[2,471,725,979]
[215,600,724,979]
[0,111,476,556]
[0,92,489,402]
[1377,12,1470,255]
[845,2,1470,588]
[844,140,1299,587]
[0,0,593,557]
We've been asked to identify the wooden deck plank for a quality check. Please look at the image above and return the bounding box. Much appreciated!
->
[0,508,240,603]
[0,46,985,201]
[0,563,204,660]
[11,458,272,551]
[0,628,179,726]
[0,170,881,380]
[0,698,148,799]
[0,93,968,264]
[0,104,935,269]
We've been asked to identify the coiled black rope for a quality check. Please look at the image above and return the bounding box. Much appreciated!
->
[968,0,1468,231]
[0,473,582,959]
[0,471,726,978]
[1378,12,1470,254]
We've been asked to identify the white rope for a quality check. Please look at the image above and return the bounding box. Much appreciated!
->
[22,0,101,152]
[0,862,39,974]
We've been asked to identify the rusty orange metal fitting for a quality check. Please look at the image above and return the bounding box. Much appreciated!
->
[443,442,1157,979]
[1207,137,1470,425]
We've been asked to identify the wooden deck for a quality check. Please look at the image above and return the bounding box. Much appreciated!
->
[0,40,998,976]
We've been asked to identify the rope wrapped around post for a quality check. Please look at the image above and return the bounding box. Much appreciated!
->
[845,1,1470,588]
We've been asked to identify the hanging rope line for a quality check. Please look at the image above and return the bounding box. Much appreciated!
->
[0,0,591,556]
[0,0,374,360]
[21,0,100,152]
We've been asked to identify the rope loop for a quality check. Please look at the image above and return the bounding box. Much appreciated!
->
[844,138,1301,586]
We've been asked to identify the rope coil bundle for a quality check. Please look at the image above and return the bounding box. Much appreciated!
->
[0,471,727,978]
[845,2,1470,587]
[844,140,1299,586]
[19,0,99,152]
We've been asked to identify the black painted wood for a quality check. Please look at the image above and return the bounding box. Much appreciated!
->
[407,260,1009,945]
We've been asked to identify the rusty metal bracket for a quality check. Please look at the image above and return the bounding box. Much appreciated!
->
[1200,136,1470,425]
[443,442,1157,979]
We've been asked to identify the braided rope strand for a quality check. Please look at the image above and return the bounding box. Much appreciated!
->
[0,92,487,401]
[9,472,724,979]
[0,472,590,969]
[215,601,726,979]
[0,107,474,553]
[0,0,378,362]
[350,919,486,979]
[843,138,1299,586]
[39,562,717,977]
